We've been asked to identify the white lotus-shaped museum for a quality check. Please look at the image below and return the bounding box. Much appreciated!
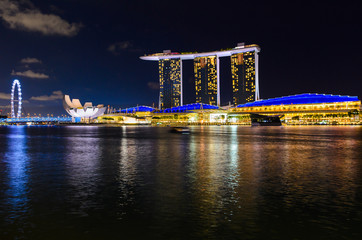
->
[63,94,106,120]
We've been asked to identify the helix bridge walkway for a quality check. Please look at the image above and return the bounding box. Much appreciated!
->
[0,117,72,124]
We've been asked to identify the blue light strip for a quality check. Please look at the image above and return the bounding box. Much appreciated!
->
[119,106,155,113]
[236,93,359,108]
[155,103,219,113]
[0,117,72,123]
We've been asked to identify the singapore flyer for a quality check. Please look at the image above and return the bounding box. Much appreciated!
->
[11,79,22,118]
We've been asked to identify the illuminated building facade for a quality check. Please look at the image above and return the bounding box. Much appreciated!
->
[194,56,218,105]
[98,94,361,125]
[158,58,182,109]
[231,93,361,125]
[140,44,260,108]
[231,51,258,105]
[139,46,361,125]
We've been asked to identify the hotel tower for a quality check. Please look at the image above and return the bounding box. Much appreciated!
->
[231,50,258,105]
[194,56,218,105]
[140,43,260,109]
[158,58,182,109]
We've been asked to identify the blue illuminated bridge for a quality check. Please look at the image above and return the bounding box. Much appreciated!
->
[0,117,72,124]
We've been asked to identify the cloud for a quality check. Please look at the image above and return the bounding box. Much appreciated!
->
[0,0,82,36]
[147,82,159,90]
[0,92,11,100]
[107,41,142,55]
[30,90,63,101]
[11,69,49,79]
[0,93,28,103]
[20,57,42,64]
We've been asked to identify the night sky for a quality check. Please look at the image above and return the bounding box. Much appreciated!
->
[0,0,361,116]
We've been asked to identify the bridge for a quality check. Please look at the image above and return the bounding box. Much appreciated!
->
[0,117,72,124]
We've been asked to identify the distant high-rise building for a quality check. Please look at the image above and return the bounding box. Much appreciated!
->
[194,56,218,106]
[231,51,257,105]
[158,58,182,109]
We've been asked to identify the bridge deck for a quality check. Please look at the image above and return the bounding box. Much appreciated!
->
[0,117,72,123]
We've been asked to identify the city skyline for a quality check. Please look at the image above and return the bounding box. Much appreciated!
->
[1,2,362,238]
[0,0,361,115]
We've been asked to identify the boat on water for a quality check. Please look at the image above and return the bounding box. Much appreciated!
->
[169,126,190,133]
[250,113,282,126]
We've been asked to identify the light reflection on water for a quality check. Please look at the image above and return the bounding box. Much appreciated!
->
[119,128,137,215]
[65,126,102,216]
[0,125,361,239]
[4,126,29,218]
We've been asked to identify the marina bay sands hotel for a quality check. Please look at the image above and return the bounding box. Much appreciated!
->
[140,43,260,109]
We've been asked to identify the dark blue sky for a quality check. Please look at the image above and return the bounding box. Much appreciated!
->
[0,0,361,116]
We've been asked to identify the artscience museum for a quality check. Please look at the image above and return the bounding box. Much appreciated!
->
[63,95,106,122]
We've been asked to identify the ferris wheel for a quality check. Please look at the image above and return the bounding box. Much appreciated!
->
[11,79,22,118]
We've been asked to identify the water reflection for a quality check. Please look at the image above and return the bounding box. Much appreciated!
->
[186,131,216,237]
[245,127,362,239]
[64,126,102,216]
[4,126,29,220]
[186,127,248,238]
[0,125,361,239]
[118,127,138,218]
